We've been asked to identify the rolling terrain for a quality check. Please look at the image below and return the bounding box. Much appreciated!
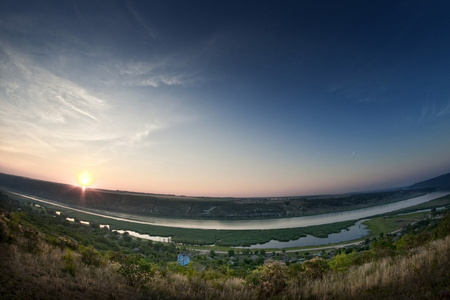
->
[0,190,449,299]
[1,172,448,220]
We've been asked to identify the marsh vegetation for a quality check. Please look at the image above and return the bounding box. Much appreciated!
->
[1,190,450,299]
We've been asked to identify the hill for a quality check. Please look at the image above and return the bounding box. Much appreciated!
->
[1,190,449,299]
[410,172,450,190]
[0,172,443,219]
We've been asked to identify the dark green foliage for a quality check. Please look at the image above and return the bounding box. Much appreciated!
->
[23,228,40,253]
[63,248,76,276]
[116,255,157,287]
[370,235,396,259]
[1,172,441,223]
[329,251,356,273]
[0,188,449,299]
[0,213,13,243]
[80,245,105,267]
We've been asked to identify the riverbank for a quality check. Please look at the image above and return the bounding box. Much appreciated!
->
[0,172,440,220]
[5,189,449,247]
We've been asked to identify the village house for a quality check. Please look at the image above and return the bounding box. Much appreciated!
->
[177,253,190,266]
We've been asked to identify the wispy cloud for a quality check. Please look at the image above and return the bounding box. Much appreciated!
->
[348,150,357,160]
[436,101,450,118]
[0,6,201,176]
[0,41,193,169]
[417,100,450,123]
[114,60,200,88]
[0,45,152,163]
[125,2,159,40]
[0,45,104,124]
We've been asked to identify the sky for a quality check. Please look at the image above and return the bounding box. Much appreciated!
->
[1,0,450,197]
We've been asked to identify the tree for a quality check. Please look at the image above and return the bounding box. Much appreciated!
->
[329,251,355,273]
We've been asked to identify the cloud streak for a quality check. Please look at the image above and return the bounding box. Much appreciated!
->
[113,60,201,88]
[0,44,155,163]
[125,2,159,40]
[417,100,450,123]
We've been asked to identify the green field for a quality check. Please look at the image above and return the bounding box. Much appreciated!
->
[6,190,450,248]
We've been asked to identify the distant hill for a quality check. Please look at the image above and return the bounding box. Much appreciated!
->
[0,172,444,219]
[409,173,450,190]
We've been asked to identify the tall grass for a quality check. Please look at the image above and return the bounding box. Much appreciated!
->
[1,208,449,299]
[285,235,450,299]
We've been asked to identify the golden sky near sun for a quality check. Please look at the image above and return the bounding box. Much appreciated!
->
[78,173,92,187]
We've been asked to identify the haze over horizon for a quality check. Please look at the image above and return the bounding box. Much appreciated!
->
[1,1,450,197]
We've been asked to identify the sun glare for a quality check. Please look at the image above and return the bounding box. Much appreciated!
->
[78,173,92,188]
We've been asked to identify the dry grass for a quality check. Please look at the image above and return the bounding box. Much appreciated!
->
[0,240,139,299]
[139,271,255,300]
[1,210,449,299]
[285,236,450,299]
[0,211,138,299]
[0,218,254,300]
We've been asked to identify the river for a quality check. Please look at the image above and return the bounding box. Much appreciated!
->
[7,190,449,230]
[239,219,370,249]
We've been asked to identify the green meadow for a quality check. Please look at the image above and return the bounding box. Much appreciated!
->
[6,190,450,248]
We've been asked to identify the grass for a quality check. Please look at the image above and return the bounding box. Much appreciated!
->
[6,190,450,249]
[364,212,430,238]
[386,193,450,215]
[284,236,450,299]
[2,189,450,299]
[5,190,355,246]
[2,209,450,299]
[363,194,450,238]
[0,172,440,220]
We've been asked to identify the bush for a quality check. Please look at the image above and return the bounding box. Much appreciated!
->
[23,228,40,253]
[0,214,13,243]
[63,248,76,276]
[80,245,105,268]
[302,257,329,279]
[329,251,356,273]
[118,256,157,287]
[249,260,288,297]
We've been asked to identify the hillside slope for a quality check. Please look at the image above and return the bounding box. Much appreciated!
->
[0,172,440,219]
[1,190,449,299]
[410,172,450,190]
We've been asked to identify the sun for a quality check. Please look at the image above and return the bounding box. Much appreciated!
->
[78,173,92,188]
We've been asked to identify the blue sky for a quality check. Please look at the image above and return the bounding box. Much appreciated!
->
[1,0,450,196]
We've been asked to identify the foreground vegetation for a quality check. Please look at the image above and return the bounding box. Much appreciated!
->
[1,191,450,299]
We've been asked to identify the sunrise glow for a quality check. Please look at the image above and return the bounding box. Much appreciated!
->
[78,173,92,188]
[1,1,450,197]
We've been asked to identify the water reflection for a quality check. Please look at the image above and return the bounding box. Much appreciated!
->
[238,219,370,249]
[9,190,449,230]
[114,229,172,243]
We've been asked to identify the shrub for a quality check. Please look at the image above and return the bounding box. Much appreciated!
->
[118,257,157,287]
[329,251,356,273]
[0,214,13,243]
[63,248,76,276]
[80,245,104,268]
[249,260,288,297]
[303,257,329,279]
[23,228,40,253]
